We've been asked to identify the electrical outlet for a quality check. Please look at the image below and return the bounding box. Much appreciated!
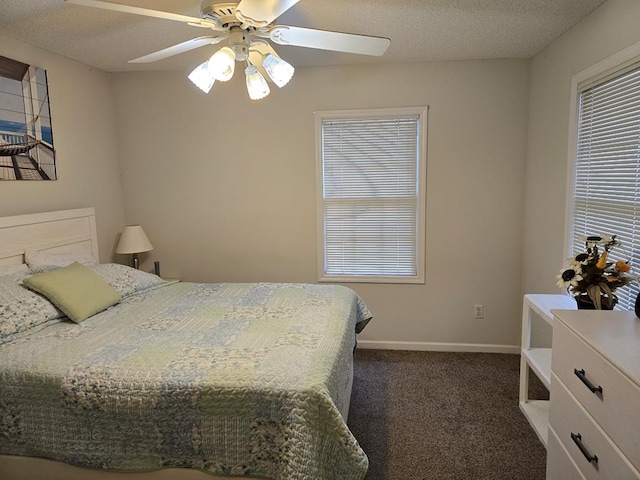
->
[474,305,484,319]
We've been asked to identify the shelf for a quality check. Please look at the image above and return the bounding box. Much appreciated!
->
[524,294,576,325]
[520,294,574,449]
[519,400,549,447]
[522,347,552,389]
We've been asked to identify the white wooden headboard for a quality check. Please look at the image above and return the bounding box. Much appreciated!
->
[0,208,99,266]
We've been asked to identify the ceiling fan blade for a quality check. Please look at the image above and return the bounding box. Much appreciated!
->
[64,0,204,24]
[129,36,227,63]
[235,0,301,27]
[270,26,390,56]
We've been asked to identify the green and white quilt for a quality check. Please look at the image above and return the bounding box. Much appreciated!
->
[0,273,371,480]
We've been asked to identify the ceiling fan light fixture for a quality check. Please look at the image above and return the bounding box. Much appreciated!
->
[245,64,270,100]
[262,54,294,88]
[208,46,236,82]
[188,61,216,93]
[67,0,392,99]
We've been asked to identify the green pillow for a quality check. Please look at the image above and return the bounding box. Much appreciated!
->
[23,262,122,323]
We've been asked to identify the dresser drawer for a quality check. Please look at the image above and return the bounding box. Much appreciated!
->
[547,426,586,480]
[552,319,640,470]
[549,374,640,479]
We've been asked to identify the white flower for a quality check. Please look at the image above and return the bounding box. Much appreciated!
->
[556,268,583,290]
[583,234,621,250]
[570,252,591,265]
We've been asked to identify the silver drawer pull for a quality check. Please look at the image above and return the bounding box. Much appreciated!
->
[574,368,603,394]
[571,432,598,464]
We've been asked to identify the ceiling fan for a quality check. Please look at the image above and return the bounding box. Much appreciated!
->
[64,0,391,100]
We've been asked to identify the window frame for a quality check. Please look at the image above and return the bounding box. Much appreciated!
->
[565,43,640,310]
[314,106,428,284]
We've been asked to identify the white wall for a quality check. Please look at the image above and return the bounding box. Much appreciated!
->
[2,0,636,351]
[112,59,530,350]
[524,0,640,295]
[0,34,125,261]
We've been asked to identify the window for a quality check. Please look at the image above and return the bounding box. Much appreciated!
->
[570,60,640,310]
[315,107,427,283]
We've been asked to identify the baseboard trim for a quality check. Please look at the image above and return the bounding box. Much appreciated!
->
[357,340,520,354]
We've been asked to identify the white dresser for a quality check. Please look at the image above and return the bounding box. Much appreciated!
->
[546,310,640,480]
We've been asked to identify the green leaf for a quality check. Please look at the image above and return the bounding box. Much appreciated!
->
[587,285,601,309]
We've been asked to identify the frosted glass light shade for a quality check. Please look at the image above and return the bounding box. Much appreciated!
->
[245,65,270,100]
[208,47,236,82]
[188,61,215,93]
[262,54,294,88]
[115,225,153,254]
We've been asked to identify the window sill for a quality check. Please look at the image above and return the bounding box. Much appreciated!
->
[318,274,425,285]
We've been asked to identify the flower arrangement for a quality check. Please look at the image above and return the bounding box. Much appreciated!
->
[557,235,633,309]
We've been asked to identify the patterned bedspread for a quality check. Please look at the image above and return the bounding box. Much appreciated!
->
[0,282,372,479]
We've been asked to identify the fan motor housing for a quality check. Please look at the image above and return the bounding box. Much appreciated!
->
[200,2,240,27]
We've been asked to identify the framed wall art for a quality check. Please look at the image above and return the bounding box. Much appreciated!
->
[0,55,56,180]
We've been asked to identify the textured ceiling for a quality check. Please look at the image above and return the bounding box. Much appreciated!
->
[0,0,607,72]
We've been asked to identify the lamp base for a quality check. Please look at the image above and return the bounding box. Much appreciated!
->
[132,253,139,270]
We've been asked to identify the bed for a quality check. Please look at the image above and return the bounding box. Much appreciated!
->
[0,208,371,480]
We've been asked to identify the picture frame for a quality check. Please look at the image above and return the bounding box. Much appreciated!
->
[0,54,56,180]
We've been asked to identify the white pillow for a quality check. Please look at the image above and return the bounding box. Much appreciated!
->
[0,263,28,276]
[25,249,97,268]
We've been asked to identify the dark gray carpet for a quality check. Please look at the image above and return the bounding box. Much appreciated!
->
[347,350,548,480]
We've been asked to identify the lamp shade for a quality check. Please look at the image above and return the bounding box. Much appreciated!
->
[188,61,216,93]
[208,47,236,82]
[262,54,294,88]
[245,64,270,100]
[116,225,153,254]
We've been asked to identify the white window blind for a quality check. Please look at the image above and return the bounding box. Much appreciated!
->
[572,64,640,310]
[316,108,426,283]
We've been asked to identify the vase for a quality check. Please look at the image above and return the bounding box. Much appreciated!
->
[575,294,617,310]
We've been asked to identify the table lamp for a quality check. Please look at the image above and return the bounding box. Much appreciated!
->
[116,225,153,269]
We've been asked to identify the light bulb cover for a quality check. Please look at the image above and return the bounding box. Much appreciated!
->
[188,61,215,93]
[245,64,270,100]
[262,54,294,88]
[208,47,236,82]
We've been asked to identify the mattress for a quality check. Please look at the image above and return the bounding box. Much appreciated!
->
[0,273,372,480]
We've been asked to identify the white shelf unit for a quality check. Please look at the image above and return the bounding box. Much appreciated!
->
[519,294,575,447]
